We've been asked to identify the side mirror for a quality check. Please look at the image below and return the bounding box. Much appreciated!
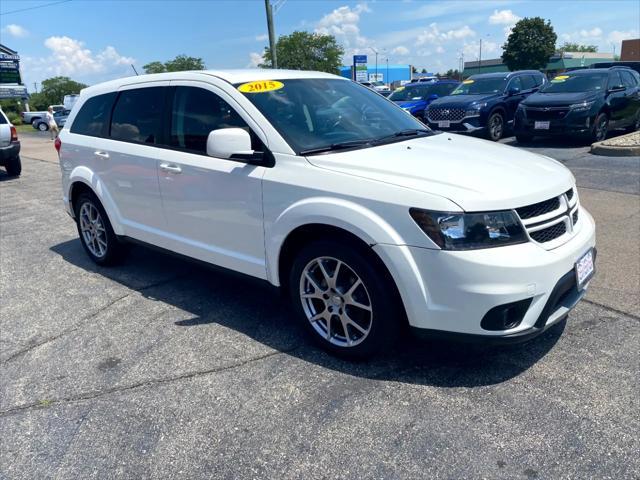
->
[508,87,521,96]
[427,94,439,101]
[206,128,254,160]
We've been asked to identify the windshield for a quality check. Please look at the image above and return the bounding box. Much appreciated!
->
[238,78,429,154]
[389,83,458,101]
[540,73,607,93]
[451,77,507,95]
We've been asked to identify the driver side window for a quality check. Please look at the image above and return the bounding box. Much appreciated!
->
[169,86,260,154]
[508,76,523,91]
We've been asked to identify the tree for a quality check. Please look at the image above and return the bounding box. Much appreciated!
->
[502,17,557,71]
[421,68,427,73]
[260,31,344,74]
[28,76,87,110]
[558,42,597,53]
[142,55,205,74]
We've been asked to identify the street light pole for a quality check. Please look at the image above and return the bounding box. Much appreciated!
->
[478,38,482,74]
[264,0,277,68]
[369,47,378,81]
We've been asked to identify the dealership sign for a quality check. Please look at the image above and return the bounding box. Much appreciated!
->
[353,54,367,82]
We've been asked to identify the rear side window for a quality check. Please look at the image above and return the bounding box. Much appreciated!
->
[70,92,115,137]
[520,75,537,90]
[110,87,166,144]
[0,112,7,124]
[169,86,252,154]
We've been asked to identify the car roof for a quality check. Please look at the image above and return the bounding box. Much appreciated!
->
[80,69,345,97]
[404,80,459,86]
[559,68,611,75]
[469,70,541,79]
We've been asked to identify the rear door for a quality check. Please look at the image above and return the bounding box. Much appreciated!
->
[504,76,525,122]
[607,71,627,126]
[620,70,640,126]
[156,81,268,279]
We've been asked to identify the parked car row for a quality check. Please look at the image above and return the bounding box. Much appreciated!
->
[421,66,640,143]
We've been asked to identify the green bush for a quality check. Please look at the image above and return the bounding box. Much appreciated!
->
[6,112,22,125]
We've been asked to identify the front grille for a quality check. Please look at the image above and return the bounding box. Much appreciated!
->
[572,209,579,224]
[565,188,574,201]
[427,107,466,122]
[516,197,560,219]
[525,107,569,121]
[530,222,567,243]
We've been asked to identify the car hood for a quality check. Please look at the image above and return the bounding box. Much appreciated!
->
[522,91,600,107]
[395,100,426,109]
[305,133,574,211]
[430,93,498,107]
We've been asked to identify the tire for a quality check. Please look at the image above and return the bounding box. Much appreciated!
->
[590,113,609,143]
[626,110,640,133]
[4,156,21,176]
[38,122,49,131]
[515,134,533,143]
[30,118,40,127]
[486,111,505,141]
[288,239,401,359]
[73,192,127,266]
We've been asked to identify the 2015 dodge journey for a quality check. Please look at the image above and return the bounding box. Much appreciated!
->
[57,69,596,358]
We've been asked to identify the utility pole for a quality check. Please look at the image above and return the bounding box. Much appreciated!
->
[33,82,38,93]
[369,47,378,81]
[265,0,277,68]
[478,38,482,74]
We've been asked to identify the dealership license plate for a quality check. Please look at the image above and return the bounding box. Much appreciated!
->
[534,121,550,130]
[575,248,595,290]
[438,120,450,128]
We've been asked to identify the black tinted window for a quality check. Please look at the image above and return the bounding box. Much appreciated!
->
[170,87,250,154]
[508,76,523,91]
[521,75,537,90]
[110,87,165,144]
[608,71,623,89]
[0,112,7,124]
[70,92,115,137]
[621,70,637,87]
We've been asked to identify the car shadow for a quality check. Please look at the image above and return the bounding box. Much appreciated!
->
[0,170,20,182]
[50,239,565,388]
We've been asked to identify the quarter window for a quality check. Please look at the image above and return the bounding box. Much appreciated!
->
[110,87,166,144]
[70,92,116,137]
[169,86,252,154]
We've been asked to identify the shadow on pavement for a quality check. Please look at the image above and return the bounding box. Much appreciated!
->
[0,170,20,182]
[51,238,564,388]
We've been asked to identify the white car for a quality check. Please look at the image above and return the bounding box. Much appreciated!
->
[0,108,21,176]
[57,69,596,358]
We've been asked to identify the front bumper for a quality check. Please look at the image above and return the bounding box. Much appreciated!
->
[0,141,20,164]
[373,206,596,339]
[425,115,485,133]
[514,109,594,137]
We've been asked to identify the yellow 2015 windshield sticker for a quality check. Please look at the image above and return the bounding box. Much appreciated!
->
[395,86,405,91]
[462,79,474,84]
[238,80,284,93]
[551,75,569,83]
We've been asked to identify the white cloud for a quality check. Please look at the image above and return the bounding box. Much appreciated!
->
[255,34,268,42]
[2,24,29,38]
[462,40,499,60]
[608,29,639,44]
[392,45,409,56]
[315,3,371,59]
[247,52,263,68]
[580,27,603,38]
[416,23,475,45]
[488,9,520,25]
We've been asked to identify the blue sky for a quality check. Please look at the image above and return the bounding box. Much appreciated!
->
[1,0,638,89]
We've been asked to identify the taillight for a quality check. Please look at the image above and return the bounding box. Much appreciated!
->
[10,126,18,142]
[20,112,25,119]
[54,137,62,153]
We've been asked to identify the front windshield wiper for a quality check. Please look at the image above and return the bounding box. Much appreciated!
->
[299,139,372,156]
[372,128,431,145]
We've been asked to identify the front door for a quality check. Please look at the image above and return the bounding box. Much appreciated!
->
[156,82,268,279]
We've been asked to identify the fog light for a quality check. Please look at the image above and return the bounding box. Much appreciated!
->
[481,298,532,331]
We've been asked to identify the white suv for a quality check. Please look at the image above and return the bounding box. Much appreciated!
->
[57,70,596,358]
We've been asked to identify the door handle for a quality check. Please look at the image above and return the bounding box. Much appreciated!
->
[160,163,182,174]
[94,151,109,159]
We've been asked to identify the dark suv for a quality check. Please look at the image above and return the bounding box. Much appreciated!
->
[514,67,640,143]
[425,71,546,141]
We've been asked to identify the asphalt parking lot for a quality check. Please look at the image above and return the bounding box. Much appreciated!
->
[1,130,639,479]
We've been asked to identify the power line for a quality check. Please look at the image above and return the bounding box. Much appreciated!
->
[0,0,72,16]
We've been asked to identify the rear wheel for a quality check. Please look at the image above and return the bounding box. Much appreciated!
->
[486,112,505,141]
[289,240,401,359]
[626,110,640,132]
[74,192,127,266]
[4,155,21,176]
[38,122,49,131]
[590,113,609,143]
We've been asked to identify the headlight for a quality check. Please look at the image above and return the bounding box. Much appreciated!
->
[409,208,527,250]
[569,100,595,112]
[465,102,486,117]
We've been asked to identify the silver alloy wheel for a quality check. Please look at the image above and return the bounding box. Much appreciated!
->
[595,116,608,141]
[489,113,503,139]
[79,202,108,258]
[299,256,373,347]
[38,122,48,131]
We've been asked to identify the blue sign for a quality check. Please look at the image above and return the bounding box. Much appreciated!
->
[353,55,367,64]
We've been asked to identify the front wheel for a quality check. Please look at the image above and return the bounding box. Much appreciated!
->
[4,155,21,176]
[74,192,127,266]
[486,112,505,141]
[289,240,401,359]
[590,113,609,143]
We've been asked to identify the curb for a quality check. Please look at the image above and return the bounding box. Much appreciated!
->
[591,133,640,157]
